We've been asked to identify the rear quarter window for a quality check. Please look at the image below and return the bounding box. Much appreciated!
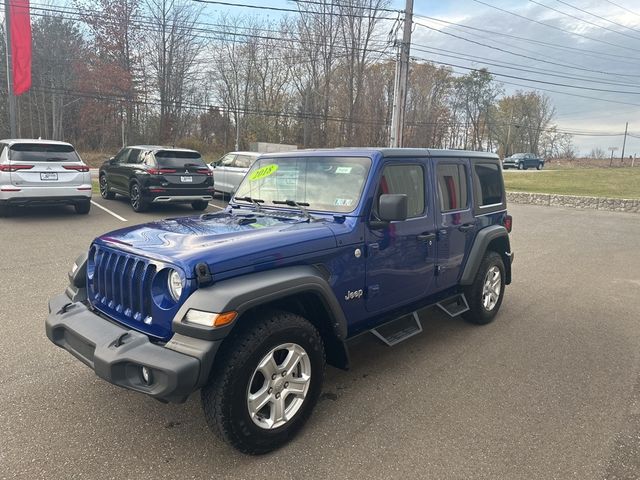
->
[473,162,505,210]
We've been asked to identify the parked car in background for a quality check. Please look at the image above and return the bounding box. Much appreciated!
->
[502,153,545,170]
[99,146,213,212]
[0,139,92,216]
[209,151,260,196]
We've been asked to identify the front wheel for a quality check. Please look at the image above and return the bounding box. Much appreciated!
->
[463,251,505,325]
[99,175,115,200]
[201,310,325,455]
[517,163,524,170]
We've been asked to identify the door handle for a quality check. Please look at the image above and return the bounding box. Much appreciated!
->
[417,232,436,242]
[458,223,475,232]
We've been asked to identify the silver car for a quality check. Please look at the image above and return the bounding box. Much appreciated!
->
[0,139,92,216]
[210,151,260,196]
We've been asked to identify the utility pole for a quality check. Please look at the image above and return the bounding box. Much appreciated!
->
[3,0,17,138]
[389,0,413,148]
[620,122,628,163]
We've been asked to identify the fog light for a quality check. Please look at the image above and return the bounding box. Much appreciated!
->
[141,366,152,385]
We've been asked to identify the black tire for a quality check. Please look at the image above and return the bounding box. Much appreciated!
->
[99,174,115,200]
[129,182,149,212]
[463,251,506,325]
[517,163,524,170]
[0,205,12,217]
[536,163,543,170]
[74,200,91,214]
[201,310,325,455]
[192,200,208,211]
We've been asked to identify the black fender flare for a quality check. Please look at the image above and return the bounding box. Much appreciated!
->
[172,265,348,343]
[460,225,512,286]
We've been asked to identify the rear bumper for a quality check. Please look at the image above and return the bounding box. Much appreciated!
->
[46,293,220,403]
[151,195,212,204]
[0,185,91,204]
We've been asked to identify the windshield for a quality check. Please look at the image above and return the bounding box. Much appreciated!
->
[155,150,205,168]
[234,156,372,214]
[509,153,525,159]
[9,143,81,162]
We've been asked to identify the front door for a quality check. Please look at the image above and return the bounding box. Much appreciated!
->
[434,158,475,290]
[365,161,437,314]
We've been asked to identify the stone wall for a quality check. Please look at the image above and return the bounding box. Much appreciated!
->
[506,192,640,214]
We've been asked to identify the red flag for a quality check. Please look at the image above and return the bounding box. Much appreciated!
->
[9,0,32,95]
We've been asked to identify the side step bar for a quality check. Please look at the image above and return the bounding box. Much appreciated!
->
[436,293,469,317]
[371,312,422,347]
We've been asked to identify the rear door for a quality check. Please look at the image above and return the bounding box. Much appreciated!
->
[226,154,255,193]
[8,143,88,188]
[213,153,236,194]
[154,150,210,192]
[434,158,475,290]
[365,160,437,314]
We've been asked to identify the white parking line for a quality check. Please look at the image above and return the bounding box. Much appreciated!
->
[91,200,128,222]
[208,203,225,210]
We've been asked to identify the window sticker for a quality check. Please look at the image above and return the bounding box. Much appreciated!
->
[335,166,352,174]
[334,198,353,207]
[249,164,279,181]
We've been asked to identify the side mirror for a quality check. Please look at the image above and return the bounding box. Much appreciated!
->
[108,157,115,164]
[378,194,408,222]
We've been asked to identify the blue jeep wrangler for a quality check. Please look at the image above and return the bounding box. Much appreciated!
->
[46,148,513,454]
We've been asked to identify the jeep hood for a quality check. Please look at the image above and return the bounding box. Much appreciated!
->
[94,211,337,276]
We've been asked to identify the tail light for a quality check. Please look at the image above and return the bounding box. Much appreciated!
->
[148,168,177,175]
[503,214,513,233]
[197,168,212,176]
[0,164,34,172]
[63,165,90,172]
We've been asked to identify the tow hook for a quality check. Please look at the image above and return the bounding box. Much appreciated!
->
[57,302,75,315]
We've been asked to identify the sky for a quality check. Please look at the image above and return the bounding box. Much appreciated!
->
[218,0,640,156]
[5,0,640,155]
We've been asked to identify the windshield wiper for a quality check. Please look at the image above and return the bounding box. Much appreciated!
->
[235,196,265,211]
[272,199,313,221]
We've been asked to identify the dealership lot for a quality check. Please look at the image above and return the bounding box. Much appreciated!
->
[1,202,639,479]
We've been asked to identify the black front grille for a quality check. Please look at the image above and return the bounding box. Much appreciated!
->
[90,247,156,323]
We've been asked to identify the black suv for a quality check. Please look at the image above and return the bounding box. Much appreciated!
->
[99,146,214,212]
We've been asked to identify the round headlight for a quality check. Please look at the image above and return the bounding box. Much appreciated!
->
[168,269,183,301]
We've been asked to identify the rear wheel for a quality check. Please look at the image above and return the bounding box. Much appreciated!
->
[536,162,543,170]
[463,251,505,325]
[201,310,325,455]
[99,174,116,200]
[192,200,208,211]
[74,200,91,214]
[129,182,148,212]
[0,205,12,217]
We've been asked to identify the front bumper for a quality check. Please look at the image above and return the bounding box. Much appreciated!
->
[46,293,220,403]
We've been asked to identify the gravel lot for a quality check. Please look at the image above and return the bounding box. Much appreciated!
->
[1,200,639,479]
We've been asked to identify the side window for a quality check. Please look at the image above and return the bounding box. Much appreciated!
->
[114,148,129,163]
[377,164,425,218]
[234,155,254,168]
[473,163,504,207]
[220,154,235,166]
[126,149,142,164]
[437,163,468,212]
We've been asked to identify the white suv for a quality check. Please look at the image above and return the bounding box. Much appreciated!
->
[0,139,92,215]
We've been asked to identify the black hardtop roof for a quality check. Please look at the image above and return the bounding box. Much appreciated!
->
[259,147,499,160]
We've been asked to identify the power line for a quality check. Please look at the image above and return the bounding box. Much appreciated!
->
[554,0,640,35]
[412,12,640,65]
[471,0,640,54]
[527,0,640,42]
[601,0,640,18]
[413,20,640,79]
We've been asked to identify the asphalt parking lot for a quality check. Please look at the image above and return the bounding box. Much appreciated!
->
[1,200,639,479]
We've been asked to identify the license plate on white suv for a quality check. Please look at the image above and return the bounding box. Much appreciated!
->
[40,172,58,181]
[180,176,193,183]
